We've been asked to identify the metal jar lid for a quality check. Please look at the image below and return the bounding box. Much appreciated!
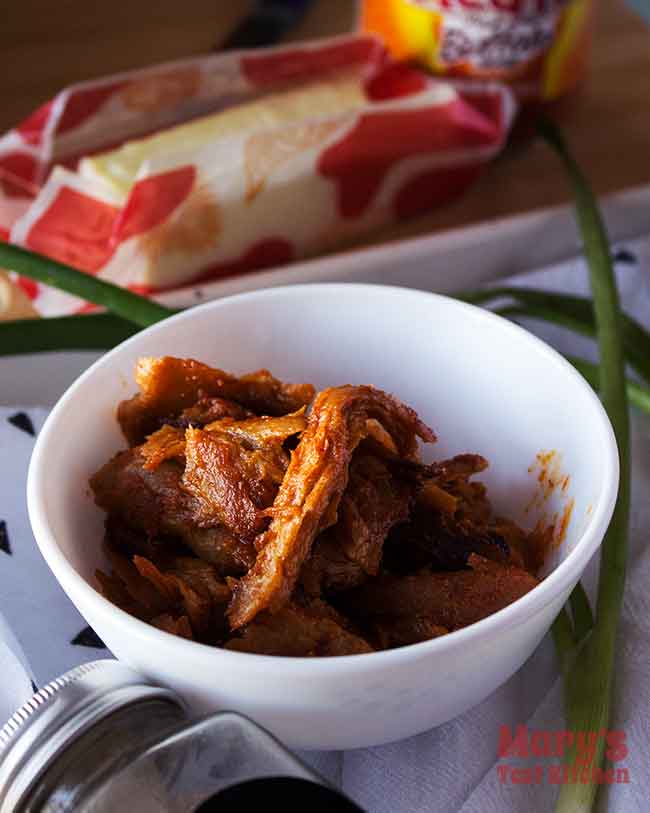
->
[0,660,184,813]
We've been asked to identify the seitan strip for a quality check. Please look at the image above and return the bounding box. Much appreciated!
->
[342,554,538,630]
[228,385,435,628]
[118,356,314,444]
[372,617,448,649]
[335,453,415,575]
[90,450,255,573]
[225,604,373,656]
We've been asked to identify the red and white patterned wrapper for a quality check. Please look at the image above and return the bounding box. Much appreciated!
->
[0,35,516,315]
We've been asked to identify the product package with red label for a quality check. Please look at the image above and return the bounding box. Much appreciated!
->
[0,35,516,316]
[361,0,593,101]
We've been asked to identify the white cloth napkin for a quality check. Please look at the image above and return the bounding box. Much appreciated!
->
[0,610,34,726]
[1,239,649,810]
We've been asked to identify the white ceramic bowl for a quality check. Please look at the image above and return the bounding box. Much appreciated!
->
[28,284,618,750]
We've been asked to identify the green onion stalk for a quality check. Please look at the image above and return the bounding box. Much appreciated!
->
[0,242,174,328]
[461,286,650,384]
[0,313,141,355]
[538,119,630,813]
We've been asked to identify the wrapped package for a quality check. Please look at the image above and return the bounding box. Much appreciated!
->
[361,0,594,101]
[0,35,516,315]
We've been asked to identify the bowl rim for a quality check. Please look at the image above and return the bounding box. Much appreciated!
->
[27,282,619,675]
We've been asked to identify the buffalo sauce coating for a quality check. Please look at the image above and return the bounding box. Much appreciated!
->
[91,357,544,656]
[227,384,436,629]
[117,356,314,445]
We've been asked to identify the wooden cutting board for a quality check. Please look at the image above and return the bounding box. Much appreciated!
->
[3,0,649,241]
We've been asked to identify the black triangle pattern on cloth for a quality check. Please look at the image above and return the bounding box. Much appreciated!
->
[7,412,35,437]
[31,680,38,694]
[613,248,638,266]
[0,521,11,555]
[71,626,107,649]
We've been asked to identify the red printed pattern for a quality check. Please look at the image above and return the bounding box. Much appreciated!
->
[0,153,39,186]
[56,82,126,135]
[242,37,383,87]
[15,277,39,300]
[25,187,120,273]
[16,101,55,147]
[22,166,196,277]
[0,36,512,308]
[115,166,196,243]
[189,238,295,287]
[365,63,429,101]
[318,96,499,219]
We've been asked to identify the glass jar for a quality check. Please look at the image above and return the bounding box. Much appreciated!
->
[0,661,362,812]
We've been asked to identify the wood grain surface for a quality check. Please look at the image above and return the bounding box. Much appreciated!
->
[3,0,649,243]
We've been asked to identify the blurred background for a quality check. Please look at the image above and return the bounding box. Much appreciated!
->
[3,0,649,237]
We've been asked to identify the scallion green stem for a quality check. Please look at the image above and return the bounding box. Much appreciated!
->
[462,286,650,383]
[539,118,630,813]
[568,355,650,416]
[487,302,650,414]
[568,580,595,645]
[488,303,650,414]
[552,580,594,669]
[0,314,140,355]
[0,243,174,328]
[552,607,576,676]
[494,302,594,340]
[552,580,594,676]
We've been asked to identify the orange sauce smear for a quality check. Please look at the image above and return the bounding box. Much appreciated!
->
[525,451,575,569]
